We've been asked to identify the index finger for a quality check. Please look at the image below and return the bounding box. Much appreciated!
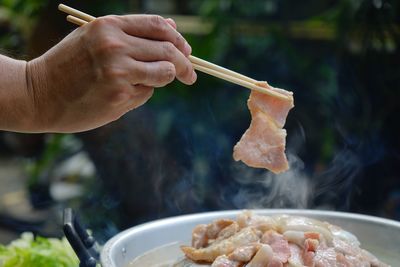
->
[118,15,192,56]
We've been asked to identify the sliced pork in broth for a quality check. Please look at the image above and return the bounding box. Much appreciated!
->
[179,211,390,267]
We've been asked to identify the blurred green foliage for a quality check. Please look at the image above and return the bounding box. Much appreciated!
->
[0,0,47,49]
[2,0,396,178]
[0,0,398,222]
[25,134,64,187]
[1,0,45,17]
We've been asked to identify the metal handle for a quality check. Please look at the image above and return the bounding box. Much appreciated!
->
[63,208,99,267]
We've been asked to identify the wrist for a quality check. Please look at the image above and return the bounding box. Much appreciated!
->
[0,55,39,132]
[26,56,54,132]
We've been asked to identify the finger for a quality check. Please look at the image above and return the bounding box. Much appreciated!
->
[117,84,154,113]
[127,85,154,110]
[165,18,177,29]
[131,61,178,88]
[118,15,192,56]
[125,36,196,85]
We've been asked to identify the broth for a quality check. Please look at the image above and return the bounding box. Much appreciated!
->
[126,242,183,267]
[126,241,396,267]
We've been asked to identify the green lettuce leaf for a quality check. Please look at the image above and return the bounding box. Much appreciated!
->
[0,232,79,267]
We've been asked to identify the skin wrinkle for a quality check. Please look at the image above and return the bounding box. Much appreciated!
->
[24,60,40,129]
[30,56,68,132]
[0,56,35,131]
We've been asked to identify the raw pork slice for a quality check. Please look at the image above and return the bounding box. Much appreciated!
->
[179,211,390,267]
[233,82,294,173]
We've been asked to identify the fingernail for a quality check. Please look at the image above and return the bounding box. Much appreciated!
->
[190,71,197,84]
[184,41,192,56]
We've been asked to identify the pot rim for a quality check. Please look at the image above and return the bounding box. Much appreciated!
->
[100,209,400,266]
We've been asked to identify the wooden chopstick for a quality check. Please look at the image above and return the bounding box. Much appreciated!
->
[191,63,274,95]
[58,4,289,100]
[59,4,96,22]
[66,15,87,26]
[189,56,257,84]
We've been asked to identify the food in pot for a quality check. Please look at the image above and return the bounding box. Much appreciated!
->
[177,211,389,266]
[233,82,294,174]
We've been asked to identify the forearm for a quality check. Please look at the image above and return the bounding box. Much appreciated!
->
[0,54,36,132]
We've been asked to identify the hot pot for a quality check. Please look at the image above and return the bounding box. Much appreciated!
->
[64,209,400,267]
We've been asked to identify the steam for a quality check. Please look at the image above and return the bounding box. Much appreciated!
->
[312,149,362,210]
[230,153,311,209]
[228,123,363,211]
[228,149,362,211]
[150,105,369,216]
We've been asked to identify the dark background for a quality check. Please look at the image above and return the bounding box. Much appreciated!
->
[0,0,399,243]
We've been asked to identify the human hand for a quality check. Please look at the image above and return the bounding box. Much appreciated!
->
[26,15,196,133]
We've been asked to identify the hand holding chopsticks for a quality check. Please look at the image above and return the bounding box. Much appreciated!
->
[58,4,289,100]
